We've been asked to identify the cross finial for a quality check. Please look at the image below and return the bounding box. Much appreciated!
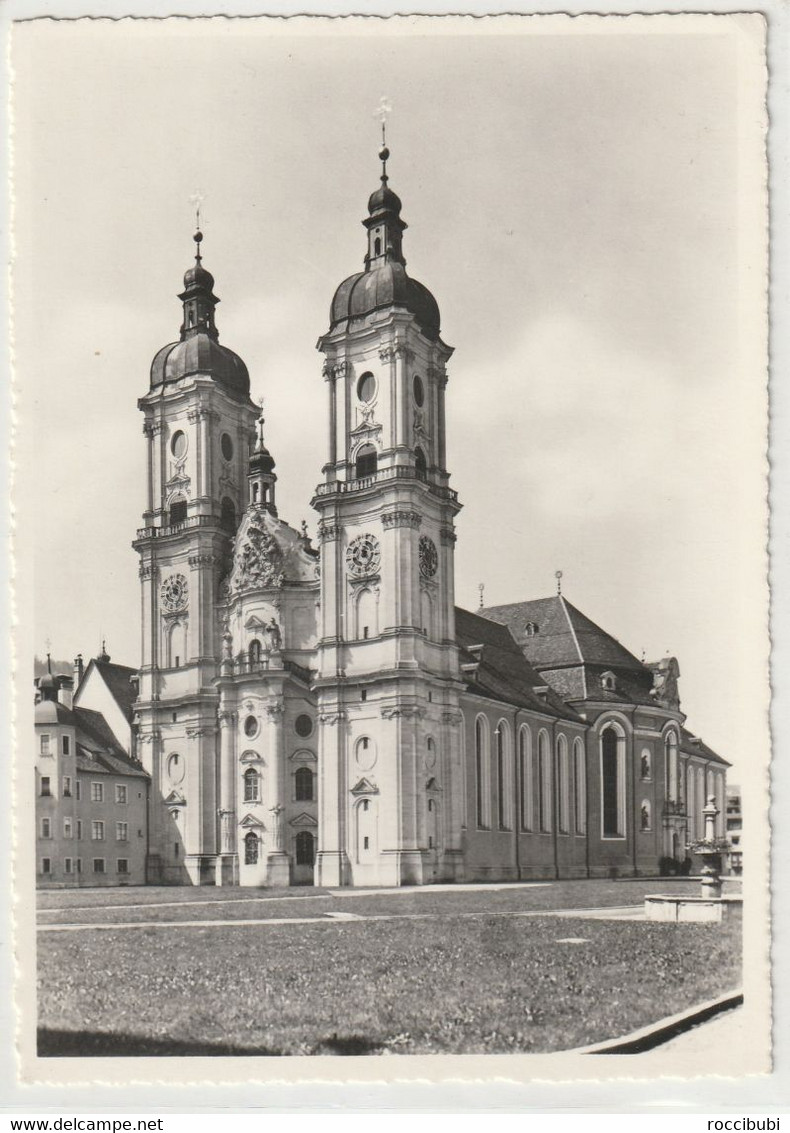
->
[478,582,485,609]
[555,570,563,596]
[373,96,392,182]
[256,398,266,448]
[188,191,206,262]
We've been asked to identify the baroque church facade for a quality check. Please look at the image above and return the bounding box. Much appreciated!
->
[130,147,729,888]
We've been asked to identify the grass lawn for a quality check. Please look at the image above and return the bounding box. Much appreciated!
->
[37,883,742,1057]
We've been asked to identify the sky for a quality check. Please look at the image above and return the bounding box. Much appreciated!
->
[12,15,767,780]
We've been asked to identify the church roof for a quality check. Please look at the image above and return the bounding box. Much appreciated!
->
[330,263,441,341]
[481,595,645,673]
[74,707,148,779]
[680,727,730,768]
[455,606,583,722]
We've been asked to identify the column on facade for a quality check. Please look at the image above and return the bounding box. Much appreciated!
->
[436,372,447,472]
[325,365,338,472]
[217,708,237,855]
[315,709,348,885]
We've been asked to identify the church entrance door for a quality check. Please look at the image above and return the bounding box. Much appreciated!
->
[293,830,315,886]
[426,797,441,881]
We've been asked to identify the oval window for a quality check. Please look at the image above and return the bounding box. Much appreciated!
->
[413,375,425,407]
[244,715,258,738]
[295,714,314,738]
[221,433,234,461]
[171,430,187,459]
[357,373,376,404]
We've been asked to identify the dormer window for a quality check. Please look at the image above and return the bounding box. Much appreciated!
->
[601,671,616,692]
[525,622,539,637]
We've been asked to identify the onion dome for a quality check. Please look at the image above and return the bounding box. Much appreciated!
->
[329,144,441,341]
[150,231,250,402]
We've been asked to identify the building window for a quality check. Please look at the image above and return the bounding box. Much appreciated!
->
[249,639,262,665]
[91,782,104,803]
[169,496,188,525]
[243,768,260,803]
[75,780,82,801]
[64,857,73,874]
[41,858,51,875]
[221,497,237,533]
[524,622,539,637]
[414,446,427,478]
[355,444,378,479]
[91,821,105,841]
[63,818,72,839]
[519,727,532,831]
[664,730,679,802]
[357,372,376,403]
[40,818,51,839]
[40,776,51,797]
[92,858,105,874]
[600,725,625,838]
[295,766,314,802]
[40,734,51,756]
[244,715,259,739]
[244,831,259,865]
[62,735,71,756]
[63,776,72,797]
[557,735,570,834]
[116,784,127,804]
[537,730,551,832]
[116,822,128,842]
[296,830,315,866]
[496,721,512,831]
[295,714,314,738]
[475,716,491,829]
[574,738,586,834]
[76,858,82,874]
[117,859,129,875]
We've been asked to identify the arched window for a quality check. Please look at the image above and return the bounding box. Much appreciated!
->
[557,734,570,834]
[374,236,382,256]
[243,768,260,803]
[415,446,427,478]
[169,495,187,526]
[356,588,377,640]
[221,497,237,533]
[687,763,697,839]
[475,716,491,829]
[166,620,187,668]
[600,725,625,837]
[537,730,551,832]
[496,721,512,831]
[249,639,262,666]
[295,766,314,802]
[573,737,586,834]
[664,730,679,802]
[697,766,705,834]
[519,727,532,832]
[296,830,315,865]
[244,831,259,865]
[355,444,378,479]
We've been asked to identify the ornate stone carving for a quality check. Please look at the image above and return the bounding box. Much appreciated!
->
[379,344,414,363]
[319,711,346,726]
[137,728,161,745]
[265,702,285,719]
[138,563,158,581]
[381,510,422,530]
[227,509,285,593]
[188,553,221,568]
[419,535,439,579]
[381,706,426,720]
[186,725,218,739]
[218,709,238,728]
[441,710,464,726]
[317,521,343,543]
[440,525,457,545]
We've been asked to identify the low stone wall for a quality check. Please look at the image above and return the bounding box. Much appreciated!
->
[644,894,743,923]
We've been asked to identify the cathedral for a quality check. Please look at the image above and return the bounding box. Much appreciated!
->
[129,143,729,888]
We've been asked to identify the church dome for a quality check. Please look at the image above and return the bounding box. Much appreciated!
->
[149,232,251,402]
[367,183,402,216]
[330,262,441,341]
[150,335,250,401]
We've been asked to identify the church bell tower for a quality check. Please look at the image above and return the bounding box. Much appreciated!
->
[133,231,258,884]
[312,140,465,886]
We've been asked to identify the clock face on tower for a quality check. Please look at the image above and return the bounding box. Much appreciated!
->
[346,534,381,578]
[160,573,189,613]
[419,536,438,579]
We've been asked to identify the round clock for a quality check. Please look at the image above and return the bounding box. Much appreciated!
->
[160,573,189,613]
[346,534,381,578]
[419,535,438,579]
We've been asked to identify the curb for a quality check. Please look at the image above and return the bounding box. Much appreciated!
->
[568,989,744,1054]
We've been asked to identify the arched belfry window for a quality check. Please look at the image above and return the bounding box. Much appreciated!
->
[221,497,237,533]
[374,236,382,256]
[355,444,378,479]
[295,766,314,802]
[415,447,427,478]
[169,496,187,526]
